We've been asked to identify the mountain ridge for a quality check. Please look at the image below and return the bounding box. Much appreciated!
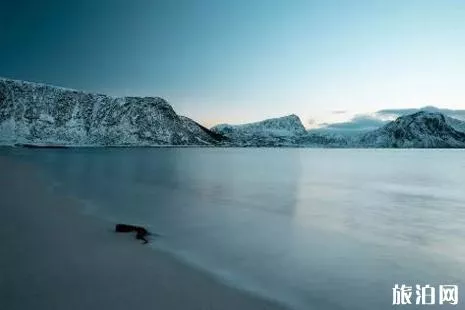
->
[2,77,465,148]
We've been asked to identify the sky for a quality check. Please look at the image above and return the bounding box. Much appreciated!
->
[1,0,465,128]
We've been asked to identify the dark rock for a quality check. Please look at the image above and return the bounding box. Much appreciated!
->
[115,223,150,244]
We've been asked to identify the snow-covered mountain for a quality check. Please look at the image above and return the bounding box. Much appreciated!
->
[0,78,224,146]
[210,114,307,146]
[2,77,465,148]
[211,111,465,148]
[358,111,465,148]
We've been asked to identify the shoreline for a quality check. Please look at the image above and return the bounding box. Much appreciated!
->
[0,155,290,310]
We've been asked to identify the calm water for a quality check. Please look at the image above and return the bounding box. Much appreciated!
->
[4,148,465,309]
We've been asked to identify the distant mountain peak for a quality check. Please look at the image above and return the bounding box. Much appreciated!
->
[210,114,307,146]
[359,111,465,148]
[212,114,306,135]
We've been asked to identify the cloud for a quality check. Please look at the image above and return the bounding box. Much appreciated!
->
[320,114,387,131]
[331,110,347,115]
[376,106,465,120]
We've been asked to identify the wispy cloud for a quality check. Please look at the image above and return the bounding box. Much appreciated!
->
[319,114,387,131]
[331,110,347,115]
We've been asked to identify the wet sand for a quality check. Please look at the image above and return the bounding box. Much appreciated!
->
[0,155,289,310]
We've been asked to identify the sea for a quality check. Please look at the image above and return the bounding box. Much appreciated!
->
[4,147,465,310]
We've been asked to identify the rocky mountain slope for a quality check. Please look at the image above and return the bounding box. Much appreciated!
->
[358,111,465,148]
[0,78,224,146]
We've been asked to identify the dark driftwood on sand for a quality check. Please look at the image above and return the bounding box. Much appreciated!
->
[115,224,149,244]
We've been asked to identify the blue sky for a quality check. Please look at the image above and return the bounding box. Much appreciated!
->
[1,0,465,127]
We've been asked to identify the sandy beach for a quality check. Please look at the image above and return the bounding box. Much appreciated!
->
[0,155,288,310]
